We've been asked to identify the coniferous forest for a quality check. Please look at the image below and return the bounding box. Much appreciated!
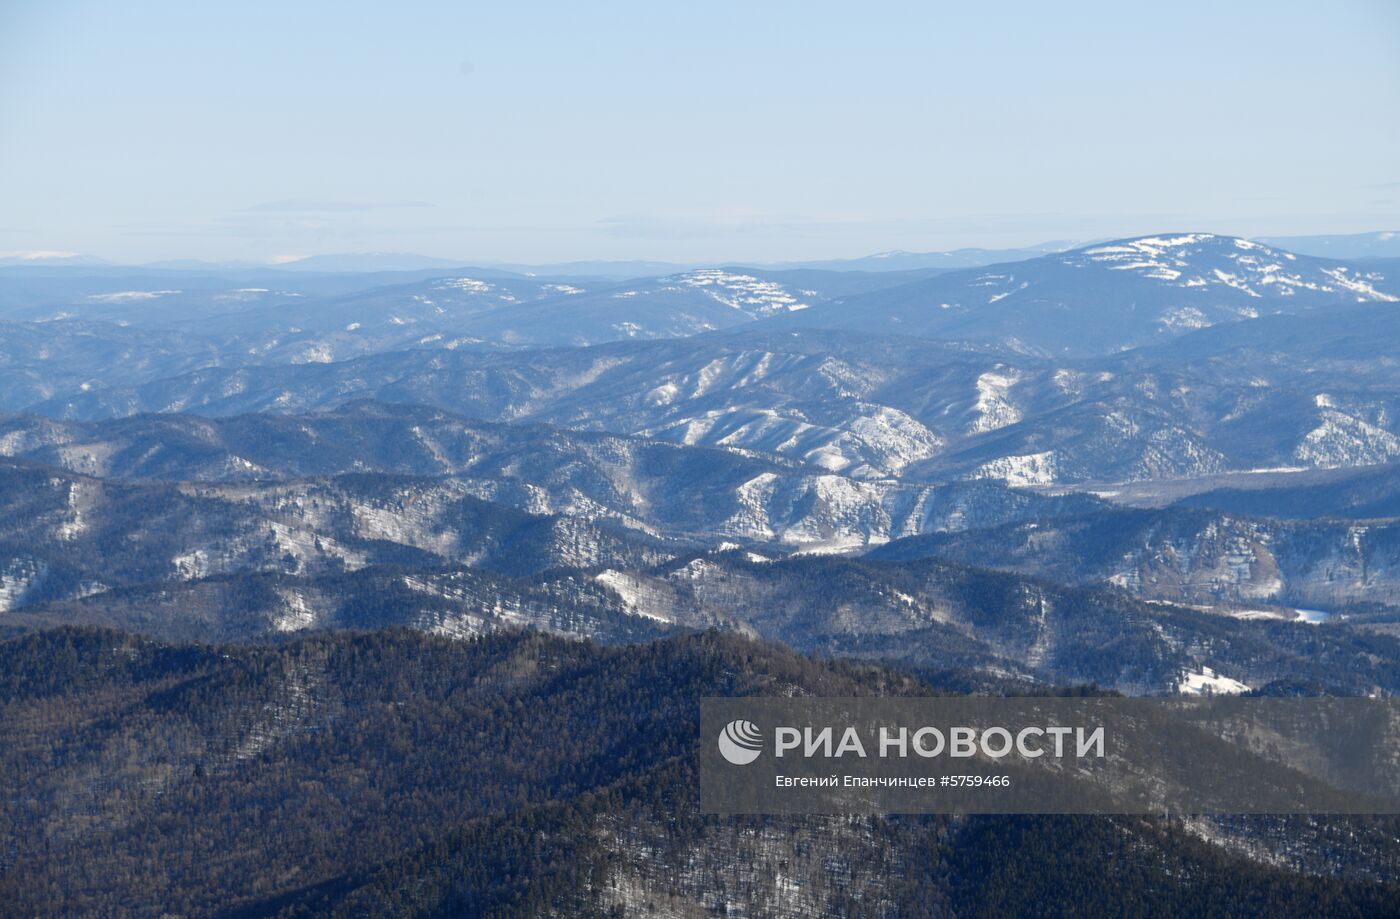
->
[4,626,1400,917]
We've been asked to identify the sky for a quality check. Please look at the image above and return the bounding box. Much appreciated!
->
[0,0,1397,265]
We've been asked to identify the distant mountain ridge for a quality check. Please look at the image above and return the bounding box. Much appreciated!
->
[773,240,1082,272]
[0,240,1078,278]
[771,233,1399,356]
[5,233,1395,365]
[1256,231,1400,260]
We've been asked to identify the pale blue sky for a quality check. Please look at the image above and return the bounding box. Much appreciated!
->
[1,0,1397,264]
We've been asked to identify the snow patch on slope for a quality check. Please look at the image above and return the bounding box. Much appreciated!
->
[1295,401,1400,467]
[1177,667,1249,695]
[0,559,43,612]
[971,451,1058,486]
[970,369,1023,433]
[594,569,674,622]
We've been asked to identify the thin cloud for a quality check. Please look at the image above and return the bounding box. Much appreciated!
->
[243,199,436,214]
[0,249,81,259]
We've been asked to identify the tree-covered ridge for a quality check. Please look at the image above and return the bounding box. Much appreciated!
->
[3,626,1398,918]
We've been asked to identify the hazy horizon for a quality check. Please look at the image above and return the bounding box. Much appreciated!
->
[2,0,1397,264]
[5,228,1400,272]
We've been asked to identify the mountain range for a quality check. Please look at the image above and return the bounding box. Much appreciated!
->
[6,231,1400,916]
[14,299,1397,490]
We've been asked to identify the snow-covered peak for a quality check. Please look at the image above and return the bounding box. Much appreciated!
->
[85,290,182,303]
[435,277,496,294]
[659,269,811,317]
[1063,233,1398,302]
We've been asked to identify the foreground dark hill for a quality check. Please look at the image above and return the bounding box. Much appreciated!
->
[0,626,921,916]
[3,626,1397,918]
